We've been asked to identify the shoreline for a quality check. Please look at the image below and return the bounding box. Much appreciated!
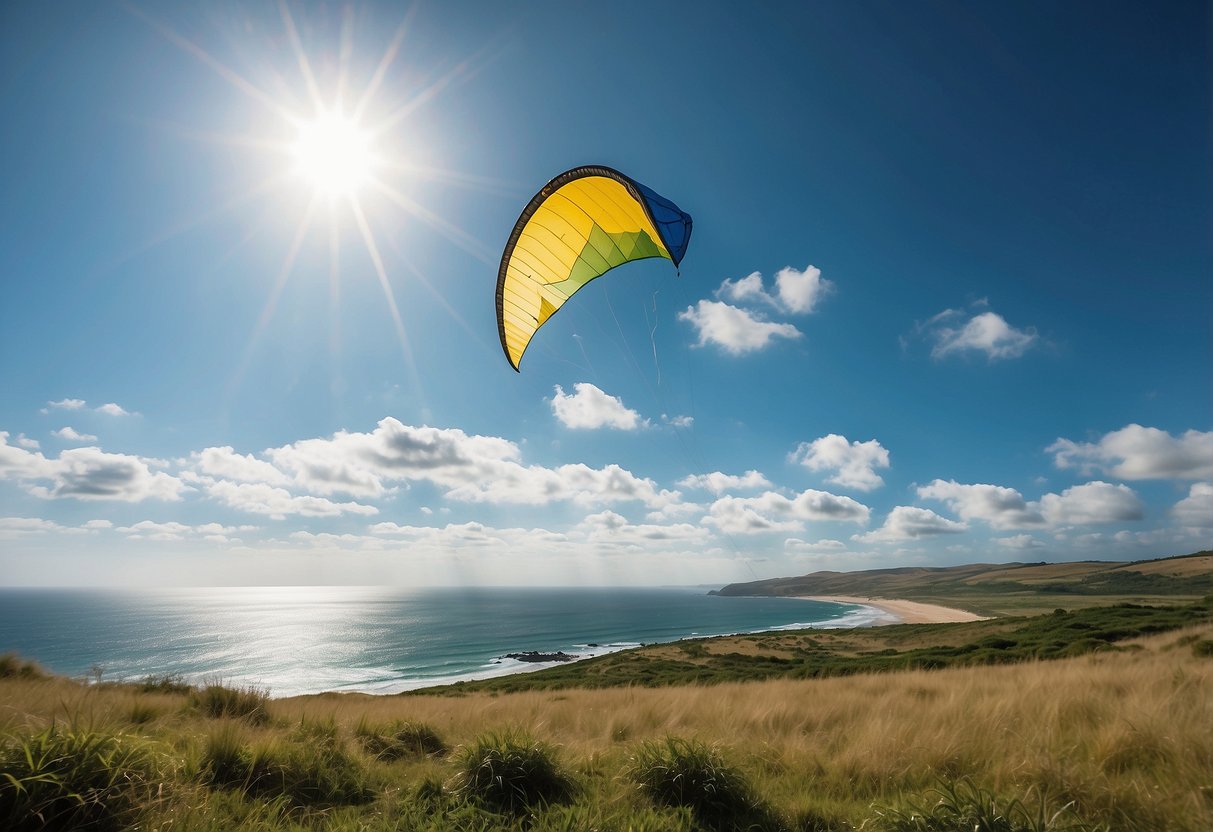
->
[795,595,988,625]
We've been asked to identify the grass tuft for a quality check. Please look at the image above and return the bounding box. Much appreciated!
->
[355,716,448,761]
[0,722,159,832]
[628,736,785,831]
[0,653,46,680]
[875,778,1105,832]
[450,730,577,814]
[190,680,270,724]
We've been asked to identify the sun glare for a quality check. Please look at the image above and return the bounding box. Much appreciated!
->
[291,111,375,196]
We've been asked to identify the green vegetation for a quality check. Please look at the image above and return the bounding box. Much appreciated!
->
[876,778,1100,832]
[449,731,577,814]
[0,653,46,680]
[417,599,1212,694]
[629,737,783,831]
[354,716,448,761]
[190,680,271,723]
[0,723,160,832]
[714,550,1213,615]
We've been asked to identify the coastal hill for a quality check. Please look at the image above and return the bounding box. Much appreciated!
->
[713,549,1213,610]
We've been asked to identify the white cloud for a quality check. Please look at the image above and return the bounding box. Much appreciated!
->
[1172,483,1213,530]
[550,383,646,430]
[791,434,890,492]
[1038,481,1143,526]
[46,398,86,411]
[577,510,710,547]
[774,264,833,314]
[116,520,255,542]
[706,489,869,534]
[96,403,132,416]
[855,506,967,542]
[0,434,185,502]
[994,534,1045,550]
[678,470,771,493]
[784,537,847,554]
[53,427,98,443]
[1049,425,1213,480]
[190,446,291,486]
[0,517,67,538]
[203,479,377,519]
[14,433,39,450]
[662,414,693,428]
[924,309,1037,360]
[716,271,772,306]
[917,480,1044,529]
[263,418,676,508]
[679,300,801,354]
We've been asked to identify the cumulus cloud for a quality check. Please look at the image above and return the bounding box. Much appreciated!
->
[117,520,255,542]
[1173,483,1213,529]
[678,300,801,354]
[774,265,833,314]
[14,434,39,450]
[784,537,847,554]
[678,470,771,493]
[45,398,86,411]
[190,446,291,486]
[577,510,710,547]
[203,479,377,519]
[263,418,675,508]
[706,489,869,534]
[716,271,772,306]
[0,517,69,538]
[662,414,693,428]
[995,534,1046,550]
[550,383,646,430]
[1038,481,1143,526]
[0,434,185,502]
[856,506,967,542]
[919,307,1037,360]
[96,403,132,416]
[1049,425,1213,480]
[53,427,98,443]
[791,434,890,492]
[917,480,1045,529]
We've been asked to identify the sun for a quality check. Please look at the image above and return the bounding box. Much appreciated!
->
[290,110,375,197]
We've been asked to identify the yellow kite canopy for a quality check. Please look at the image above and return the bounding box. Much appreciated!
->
[496,165,693,371]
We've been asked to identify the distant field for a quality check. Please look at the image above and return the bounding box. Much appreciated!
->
[2,601,1212,831]
[713,549,1213,617]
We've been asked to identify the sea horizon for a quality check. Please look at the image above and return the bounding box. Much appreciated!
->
[0,585,892,697]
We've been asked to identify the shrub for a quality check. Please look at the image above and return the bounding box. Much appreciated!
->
[201,723,373,807]
[355,717,448,761]
[628,736,784,831]
[449,730,576,814]
[190,680,270,724]
[0,653,46,680]
[874,778,1104,832]
[1191,639,1213,658]
[137,673,192,695]
[0,723,159,832]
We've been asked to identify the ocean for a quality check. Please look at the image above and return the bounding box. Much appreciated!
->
[0,586,890,697]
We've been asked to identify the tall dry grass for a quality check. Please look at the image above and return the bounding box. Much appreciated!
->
[2,622,1210,828]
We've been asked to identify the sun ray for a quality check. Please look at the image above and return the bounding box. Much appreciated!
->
[226,194,321,401]
[369,179,495,264]
[278,0,325,113]
[349,196,424,401]
[375,159,525,197]
[372,36,507,136]
[327,199,344,396]
[353,5,420,123]
[125,4,297,125]
[336,6,356,111]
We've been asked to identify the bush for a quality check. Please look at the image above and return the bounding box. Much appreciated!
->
[137,673,192,695]
[449,730,577,814]
[190,680,270,724]
[1191,639,1213,658]
[201,723,373,808]
[0,653,46,680]
[355,717,448,761]
[628,736,784,831]
[0,723,159,832]
[875,778,1104,832]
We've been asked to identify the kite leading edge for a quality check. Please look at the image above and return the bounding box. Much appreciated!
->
[495,165,693,371]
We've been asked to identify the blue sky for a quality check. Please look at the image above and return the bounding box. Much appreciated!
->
[1,1,1210,587]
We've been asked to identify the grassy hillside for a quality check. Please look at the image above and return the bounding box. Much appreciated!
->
[411,598,1211,694]
[714,550,1213,615]
[3,613,1213,831]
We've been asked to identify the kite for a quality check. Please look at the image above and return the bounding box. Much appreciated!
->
[495,165,692,371]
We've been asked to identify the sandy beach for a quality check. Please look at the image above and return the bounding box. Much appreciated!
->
[799,595,988,624]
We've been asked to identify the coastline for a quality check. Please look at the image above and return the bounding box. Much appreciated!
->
[796,595,988,625]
